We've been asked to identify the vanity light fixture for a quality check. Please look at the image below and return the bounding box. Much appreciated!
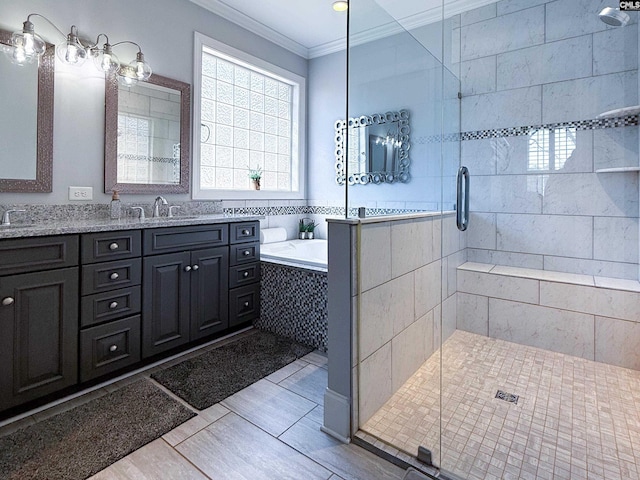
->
[5,13,152,82]
[332,1,349,12]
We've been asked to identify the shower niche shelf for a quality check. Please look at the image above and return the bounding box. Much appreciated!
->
[595,167,640,173]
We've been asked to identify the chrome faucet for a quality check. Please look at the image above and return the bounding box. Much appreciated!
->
[152,196,168,217]
[1,209,26,226]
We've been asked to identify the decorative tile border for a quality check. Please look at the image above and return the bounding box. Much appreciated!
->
[221,205,427,217]
[461,114,638,141]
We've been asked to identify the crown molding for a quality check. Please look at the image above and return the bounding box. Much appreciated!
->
[189,0,310,58]
[190,0,496,60]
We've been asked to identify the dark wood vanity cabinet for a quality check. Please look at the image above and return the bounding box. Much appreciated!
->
[229,222,261,327]
[0,236,79,411]
[142,226,230,358]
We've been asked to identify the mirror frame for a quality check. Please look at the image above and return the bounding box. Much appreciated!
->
[335,109,410,186]
[104,72,191,194]
[0,29,54,193]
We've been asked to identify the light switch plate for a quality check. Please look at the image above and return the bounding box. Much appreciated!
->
[69,186,93,201]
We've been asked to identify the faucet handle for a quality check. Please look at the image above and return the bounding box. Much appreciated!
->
[168,205,181,218]
[1,209,26,226]
[131,206,145,220]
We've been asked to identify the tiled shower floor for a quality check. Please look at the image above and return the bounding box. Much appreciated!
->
[361,330,640,480]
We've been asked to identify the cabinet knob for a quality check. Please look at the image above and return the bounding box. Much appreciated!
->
[110,272,119,280]
[243,250,251,256]
[242,229,250,235]
[109,301,118,309]
[109,345,118,352]
[243,271,249,278]
[109,242,119,251]
[244,301,250,307]
[192,264,199,271]
[184,265,192,272]
[1,297,14,306]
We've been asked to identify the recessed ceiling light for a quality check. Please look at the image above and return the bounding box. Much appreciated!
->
[332,1,348,12]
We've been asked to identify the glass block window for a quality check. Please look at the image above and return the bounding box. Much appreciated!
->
[196,42,302,195]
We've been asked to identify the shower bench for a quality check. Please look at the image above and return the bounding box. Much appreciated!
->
[456,262,640,370]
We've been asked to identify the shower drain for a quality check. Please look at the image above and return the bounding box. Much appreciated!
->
[495,390,519,404]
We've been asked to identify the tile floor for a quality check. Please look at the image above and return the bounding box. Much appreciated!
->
[362,329,640,480]
[0,331,406,480]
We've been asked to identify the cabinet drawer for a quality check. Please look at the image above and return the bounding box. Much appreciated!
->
[229,283,260,327]
[81,286,141,328]
[0,235,79,276]
[81,231,141,264]
[230,242,260,266]
[81,258,141,295]
[229,263,261,289]
[230,221,260,244]
[80,315,141,382]
[144,224,228,255]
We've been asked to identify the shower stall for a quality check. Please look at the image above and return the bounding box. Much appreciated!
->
[323,1,640,479]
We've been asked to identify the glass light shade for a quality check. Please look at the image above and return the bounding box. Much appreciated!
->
[9,26,45,65]
[129,52,151,81]
[118,65,139,87]
[92,44,120,74]
[56,27,87,66]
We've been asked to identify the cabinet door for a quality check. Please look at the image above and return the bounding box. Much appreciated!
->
[142,252,191,358]
[0,268,78,411]
[190,247,229,340]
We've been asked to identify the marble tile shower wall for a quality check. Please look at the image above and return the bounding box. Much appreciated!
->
[454,0,640,280]
[356,214,466,426]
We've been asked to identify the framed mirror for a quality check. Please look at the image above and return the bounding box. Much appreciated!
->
[0,29,54,192]
[335,109,410,185]
[104,72,191,194]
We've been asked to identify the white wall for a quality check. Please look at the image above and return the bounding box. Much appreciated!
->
[0,0,307,205]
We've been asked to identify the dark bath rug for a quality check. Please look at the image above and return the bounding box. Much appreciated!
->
[0,379,195,480]
[151,330,314,409]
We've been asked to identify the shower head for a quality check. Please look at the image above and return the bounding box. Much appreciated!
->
[598,7,630,27]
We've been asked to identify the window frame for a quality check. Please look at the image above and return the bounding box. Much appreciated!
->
[192,32,306,200]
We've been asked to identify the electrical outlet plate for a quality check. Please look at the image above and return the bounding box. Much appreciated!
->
[69,186,93,201]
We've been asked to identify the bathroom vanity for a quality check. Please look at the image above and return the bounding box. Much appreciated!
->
[0,216,260,413]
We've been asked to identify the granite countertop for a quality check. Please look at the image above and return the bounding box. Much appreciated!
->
[0,214,263,239]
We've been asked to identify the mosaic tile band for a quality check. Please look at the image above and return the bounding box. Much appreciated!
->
[221,205,426,217]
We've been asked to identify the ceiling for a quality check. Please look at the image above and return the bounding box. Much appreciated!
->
[189,0,492,59]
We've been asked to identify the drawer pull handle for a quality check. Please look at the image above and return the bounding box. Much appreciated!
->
[192,264,199,271]
[110,272,119,280]
[243,271,249,278]
[184,266,192,272]
[243,250,251,256]
[1,297,14,306]
[244,301,250,307]
[109,301,118,309]
[109,242,119,251]
[242,229,250,235]
[109,345,118,352]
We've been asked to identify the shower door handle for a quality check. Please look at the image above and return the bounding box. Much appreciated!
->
[456,166,469,232]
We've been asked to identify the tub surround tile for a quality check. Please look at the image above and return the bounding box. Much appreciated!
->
[540,281,640,323]
[595,317,640,370]
[496,214,593,258]
[460,138,498,175]
[593,125,640,170]
[497,36,592,91]
[467,213,497,250]
[542,71,638,125]
[457,269,539,304]
[488,298,595,360]
[460,6,544,61]
[457,293,489,336]
[472,175,543,214]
